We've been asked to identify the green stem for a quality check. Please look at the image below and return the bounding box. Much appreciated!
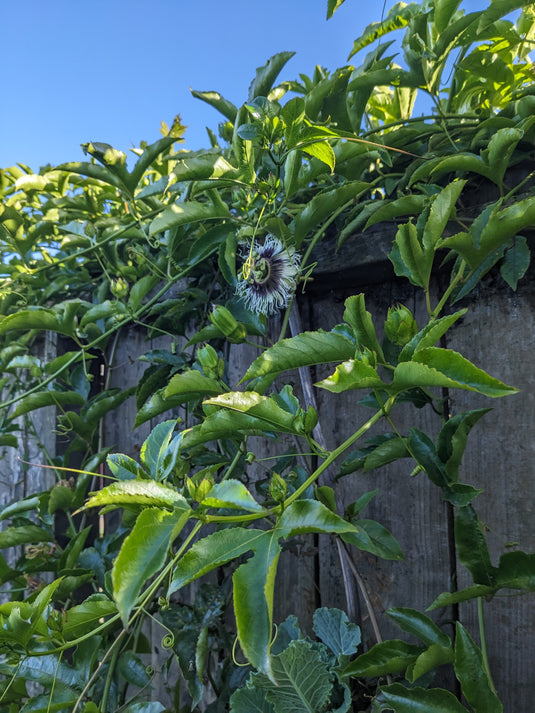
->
[478,597,498,696]
[101,642,120,713]
[430,259,466,318]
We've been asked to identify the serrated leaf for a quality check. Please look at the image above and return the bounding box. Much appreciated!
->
[313,607,361,657]
[0,308,74,337]
[0,525,53,547]
[342,519,404,560]
[390,221,431,289]
[316,358,384,392]
[380,683,469,712]
[399,310,467,362]
[113,507,190,625]
[454,623,503,713]
[387,608,451,648]
[343,640,422,678]
[277,500,358,538]
[140,420,182,481]
[436,408,491,482]
[201,480,264,512]
[455,506,495,586]
[343,294,385,360]
[241,331,356,389]
[203,392,307,434]
[248,52,295,101]
[165,370,224,401]
[82,480,188,511]
[106,453,147,481]
[230,684,274,713]
[293,181,370,246]
[300,140,336,171]
[392,348,518,397]
[149,200,230,236]
[500,235,530,289]
[422,180,466,253]
[62,594,117,641]
[408,644,454,682]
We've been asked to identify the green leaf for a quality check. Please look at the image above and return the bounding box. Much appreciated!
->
[343,640,422,678]
[399,310,467,362]
[0,308,74,337]
[0,525,53,547]
[233,531,281,677]
[408,644,454,682]
[454,623,503,713]
[436,409,491,482]
[127,119,186,190]
[300,140,336,172]
[407,429,449,488]
[253,640,333,712]
[455,506,495,585]
[363,436,410,471]
[117,650,151,687]
[230,684,274,713]
[392,348,518,398]
[201,480,264,512]
[149,200,230,236]
[293,181,370,246]
[422,180,466,254]
[327,0,348,19]
[202,392,309,435]
[495,550,535,591]
[364,194,427,229]
[500,236,530,290]
[248,52,295,101]
[82,480,189,511]
[113,507,189,625]
[191,90,238,121]
[428,584,499,610]
[168,528,267,596]
[140,420,182,481]
[165,370,224,402]
[313,607,361,657]
[387,608,451,648]
[390,221,431,289]
[107,453,148,481]
[380,683,469,712]
[241,331,356,390]
[62,594,117,641]
[133,389,186,428]
[277,500,358,538]
[56,161,128,192]
[343,294,385,361]
[315,358,384,392]
[342,519,404,560]
[10,390,85,419]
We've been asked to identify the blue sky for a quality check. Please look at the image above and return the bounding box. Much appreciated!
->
[1,0,490,171]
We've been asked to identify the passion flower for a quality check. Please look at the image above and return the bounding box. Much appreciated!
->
[235,235,301,315]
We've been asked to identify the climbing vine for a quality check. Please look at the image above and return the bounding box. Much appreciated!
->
[0,2,534,712]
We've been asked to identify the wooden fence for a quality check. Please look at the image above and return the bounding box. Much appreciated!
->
[1,227,533,711]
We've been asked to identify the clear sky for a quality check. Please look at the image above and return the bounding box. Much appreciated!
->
[1,0,491,171]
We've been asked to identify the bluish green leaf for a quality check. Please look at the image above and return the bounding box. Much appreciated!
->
[230,684,274,713]
[313,607,361,657]
[117,650,152,687]
[252,640,333,712]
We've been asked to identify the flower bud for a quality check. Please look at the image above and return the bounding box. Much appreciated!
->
[384,304,418,346]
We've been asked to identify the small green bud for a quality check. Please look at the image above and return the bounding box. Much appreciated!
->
[269,472,287,503]
[384,304,418,346]
[209,305,247,343]
[110,277,129,299]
